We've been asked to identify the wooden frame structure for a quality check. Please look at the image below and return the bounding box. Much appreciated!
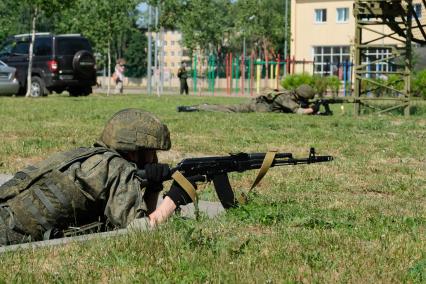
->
[353,0,426,116]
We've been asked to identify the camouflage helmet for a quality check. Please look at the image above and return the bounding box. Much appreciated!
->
[100,109,171,151]
[295,84,315,99]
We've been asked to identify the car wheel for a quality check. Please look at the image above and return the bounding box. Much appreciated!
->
[30,76,45,97]
[69,87,92,97]
[81,87,92,96]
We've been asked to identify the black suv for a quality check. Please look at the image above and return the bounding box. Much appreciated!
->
[0,33,96,96]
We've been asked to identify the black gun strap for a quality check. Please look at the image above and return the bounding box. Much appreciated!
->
[248,150,277,193]
[171,171,197,203]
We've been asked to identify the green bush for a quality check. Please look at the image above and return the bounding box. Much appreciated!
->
[280,73,313,90]
[281,73,342,96]
[326,76,341,96]
[282,70,426,100]
[386,74,404,93]
[312,75,328,96]
[361,76,402,97]
[413,70,426,99]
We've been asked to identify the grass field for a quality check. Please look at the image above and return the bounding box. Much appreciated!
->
[0,93,425,283]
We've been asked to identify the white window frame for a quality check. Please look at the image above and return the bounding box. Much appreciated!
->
[336,7,349,23]
[314,9,327,23]
[362,48,394,78]
[312,46,351,76]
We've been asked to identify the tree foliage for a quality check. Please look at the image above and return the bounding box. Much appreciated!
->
[149,0,289,57]
[0,1,31,43]
[124,28,148,77]
[232,0,287,57]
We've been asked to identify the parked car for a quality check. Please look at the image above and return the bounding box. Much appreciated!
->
[0,60,19,95]
[0,33,96,96]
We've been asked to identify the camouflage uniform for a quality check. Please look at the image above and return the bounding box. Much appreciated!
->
[0,109,171,245]
[177,66,189,95]
[189,85,315,114]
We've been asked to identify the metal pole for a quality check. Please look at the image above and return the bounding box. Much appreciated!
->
[283,0,288,76]
[147,5,152,95]
[160,27,164,95]
[354,18,362,115]
[405,0,413,117]
[154,6,159,96]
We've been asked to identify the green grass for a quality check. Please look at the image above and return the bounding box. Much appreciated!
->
[0,93,425,282]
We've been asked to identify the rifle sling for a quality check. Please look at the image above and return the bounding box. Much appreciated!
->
[249,150,277,193]
[171,171,197,203]
[213,174,237,209]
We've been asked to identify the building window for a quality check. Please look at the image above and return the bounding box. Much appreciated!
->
[314,9,327,23]
[171,62,175,67]
[171,41,175,45]
[171,51,175,56]
[362,48,395,78]
[336,8,349,23]
[414,3,422,18]
[313,46,350,76]
[164,41,167,46]
[164,51,168,56]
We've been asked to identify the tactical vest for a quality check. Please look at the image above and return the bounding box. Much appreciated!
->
[0,147,120,240]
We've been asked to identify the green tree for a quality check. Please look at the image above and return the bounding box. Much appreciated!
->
[233,0,287,55]
[57,0,140,94]
[147,0,233,55]
[0,1,31,43]
[232,0,287,83]
[17,0,75,97]
[178,0,233,54]
[124,28,148,78]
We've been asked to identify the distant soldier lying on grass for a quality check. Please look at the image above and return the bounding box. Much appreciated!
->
[0,109,193,245]
[177,84,332,115]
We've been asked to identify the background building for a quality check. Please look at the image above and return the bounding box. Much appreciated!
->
[162,30,191,77]
[290,0,424,76]
[150,30,191,78]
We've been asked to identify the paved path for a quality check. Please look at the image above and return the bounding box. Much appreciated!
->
[0,174,11,186]
[93,87,251,97]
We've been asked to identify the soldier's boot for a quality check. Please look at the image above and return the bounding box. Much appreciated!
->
[177,106,199,112]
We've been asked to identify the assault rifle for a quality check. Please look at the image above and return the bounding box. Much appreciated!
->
[309,97,357,116]
[137,148,333,208]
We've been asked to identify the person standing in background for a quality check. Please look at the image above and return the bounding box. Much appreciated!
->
[177,62,189,95]
[114,58,126,94]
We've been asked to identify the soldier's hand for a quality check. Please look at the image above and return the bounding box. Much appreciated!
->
[144,163,171,183]
[311,101,321,113]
